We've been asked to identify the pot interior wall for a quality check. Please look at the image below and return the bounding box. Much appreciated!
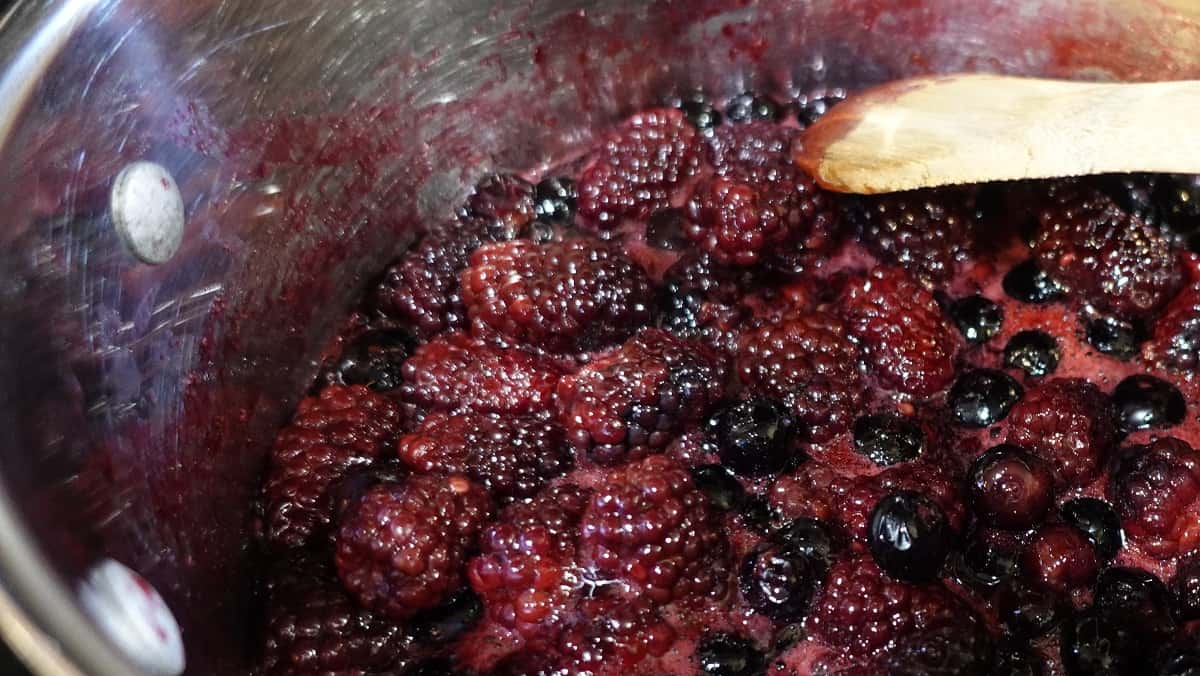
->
[0,0,1197,672]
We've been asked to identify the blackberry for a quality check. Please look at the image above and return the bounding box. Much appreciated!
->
[968,445,1055,529]
[1021,523,1099,593]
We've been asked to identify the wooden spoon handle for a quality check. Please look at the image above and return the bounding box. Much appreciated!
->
[795,74,1200,194]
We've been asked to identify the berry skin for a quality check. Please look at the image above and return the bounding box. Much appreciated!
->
[1033,183,1182,317]
[953,528,1020,590]
[1060,609,1142,676]
[577,108,703,227]
[1060,497,1124,561]
[1021,523,1100,593]
[690,464,748,512]
[687,122,838,266]
[1093,567,1176,644]
[533,176,577,223]
[557,328,726,465]
[1172,555,1200,620]
[1086,314,1146,360]
[949,369,1023,428]
[400,332,563,415]
[459,172,536,238]
[795,87,847,127]
[1003,330,1060,377]
[461,238,656,353]
[736,311,864,442]
[262,385,404,549]
[1107,437,1200,559]
[707,399,800,478]
[948,295,1004,344]
[725,92,782,124]
[968,445,1056,529]
[991,644,1044,676]
[1005,378,1118,488]
[1144,284,1200,371]
[840,266,959,396]
[397,411,572,502]
[853,187,976,288]
[371,226,483,341]
[1003,259,1065,305]
[335,474,492,620]
[994,578,1065,639]
[577,455,730,604]
[696,634,766,676]
[867,490,952,583]
[1111,374,1187,433]
[739,539,825,622]
[468,484,591,640]
[324,329,412,392]
[558,599,676,675]
[259,551,408,675]
[807,555,988,671]
[852,413,926,467]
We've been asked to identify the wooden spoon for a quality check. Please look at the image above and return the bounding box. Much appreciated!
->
[794,74,1200,194]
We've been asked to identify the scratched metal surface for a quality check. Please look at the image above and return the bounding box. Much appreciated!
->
[0,0,1196,673]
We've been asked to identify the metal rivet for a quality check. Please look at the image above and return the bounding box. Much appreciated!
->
[78,559,185,676]
[110,161,184,264]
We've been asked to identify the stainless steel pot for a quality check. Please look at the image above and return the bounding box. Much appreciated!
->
[0,0,1196,673]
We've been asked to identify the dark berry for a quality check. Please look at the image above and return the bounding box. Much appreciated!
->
[557,328,727,465]
[775,518,839,564]
[459,172,536,237]
[736,311,864,441]
[1173,555,1200,620]
[679,98,723,132]
[690,464,747,512]
[853,187,977,288]
[645,208,691,250]
[407,590,482,645]
[533,176,577,223]
[1085,314,1147,361]
[1144,284,1200,371]
[707,398,800,477]
[406,657,457,676]
[840,266,960,396]
[1112,374,1187,432]
[1061,609,1142,676]
[725,92,781,124]
[795,87,847,126]
[1108,437,1200,559]
[1156,643,1200,676]
[968,445,1056,529]
[1006,378,1118,487]
[335,474,492,620]
[852,413,925,466]
[557,599,676,673]
[1021,523,1099,593]
[1004,330,1060,377]
[954,530,1019,589]
[327,329,412,392]
[991,644,1044,676]
[878,623,994,676]
[1060,497,1124,561]
[994,578,1065,639]
[867,490,951,583]
[578,455,731,603]
[263,385,404,549]
[739,540,825,622]
[1093,567,1176,643]
[371,226,483,340]
[950,369,1023,428]
[948,295,1003,344]
[1034,182,1182,317]
[461,238,656,353]
[696,634,765,676]
[1003,259,1064,304]
[578,107,703,227]
[738,494,784,534]
[400,332,563,414]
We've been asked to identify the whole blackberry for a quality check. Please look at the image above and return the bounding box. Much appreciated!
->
[461,238,656,353]
[262,385,404,549]
[557,328,727,465]
[1006,378,1117,488]
[1021,523,1099,593]
[335,474,492,620]
[371,225,484,340]
[853,187,977,288]
[1107,437,1200,559]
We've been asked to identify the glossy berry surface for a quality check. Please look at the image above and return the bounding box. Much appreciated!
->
[968,445,1055,529]
[1021,523,1099,593]
[1003,259,1064,304]
[739,539,825,622]
[690,464,747,512]
[696,634,765,676]
[1173,555,1200,620]
[950,369,1023,428]
[533,176,577,223]
[1060,497,1124,561]
[867,490,951,583]
[948,294,1003,343]
[1004,329,1060,377]
[852,413,925,466]
[1107,437,1200,558]
[707,398,799,477]
[1085,314,1146,360]
[1111,374,1187,432]
[1005,378,1117,488]
[725,92,781,124]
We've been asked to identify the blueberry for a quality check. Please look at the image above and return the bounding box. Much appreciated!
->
[953,531,1018,589]
[331,329,413,391]
[995,579,1065,639]
[408,589,482,644]
[852,413,925,466]
[1003,260,1064,304]
[739,541,824,622]
[1093,567,1176,643]
[991,643,1045,676]
[645,208,690,250]
[1060,497,1124,561]
[867,490,951,583]
[948,295,1003,344]
[1156,643,1200,676]
[725,92,781,124]
[950,369,1024,428]
[1173,557,1200,621]
[774,518,838,565]
[680,99,723,132]
[795,88,847,127]
[738,494,783,533]
[1085,315,1146,360]
[533,176,577,223]
[696,634,765,676]
[1004,330,1060,377]
[1111,374,1186,432]
[707,399,800,477]
[690,464,747,511]
[968,445,1055,529]
[1061,610,1141,676]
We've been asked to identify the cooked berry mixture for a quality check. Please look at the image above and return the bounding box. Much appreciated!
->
[254,90,1200,675]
